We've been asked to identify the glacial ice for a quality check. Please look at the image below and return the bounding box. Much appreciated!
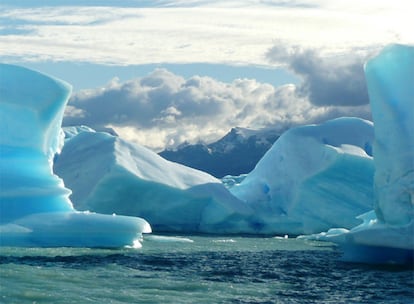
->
[8,44,411,259]
[54,128,253,233]
[0,64,151,248]
[56,118,375,236]
[367,45,414,226]
[229,117,375,235]
[304,44,414,264]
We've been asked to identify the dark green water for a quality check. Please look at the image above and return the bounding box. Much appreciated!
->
[0,236,413,303]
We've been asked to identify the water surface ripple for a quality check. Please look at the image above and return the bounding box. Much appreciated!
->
[0,237,413,303]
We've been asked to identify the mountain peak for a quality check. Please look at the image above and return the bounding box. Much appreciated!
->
[159,127,280,177]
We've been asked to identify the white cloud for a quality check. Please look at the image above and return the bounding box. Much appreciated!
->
[1,1,411,66]
[64,68,371,151]
[1,0,403,150]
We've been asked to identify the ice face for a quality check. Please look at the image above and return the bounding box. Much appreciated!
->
[365,44,414,226]
[0,64,151,247]
[304,45,414,264]
[0,64,69,157]
[54,128,253,233]
[230,117,375,235]
[0,64,73,222]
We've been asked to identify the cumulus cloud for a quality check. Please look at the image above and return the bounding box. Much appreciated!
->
[266,43,374,106]
[2,1,405,152]
[64,68,371,151]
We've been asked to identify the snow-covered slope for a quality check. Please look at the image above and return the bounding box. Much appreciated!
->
[0,64,151,248]
[159,127,280,177]
[230,117,375,235]
[54,129,253,233]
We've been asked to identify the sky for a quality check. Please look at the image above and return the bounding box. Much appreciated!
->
[1,0,412,151]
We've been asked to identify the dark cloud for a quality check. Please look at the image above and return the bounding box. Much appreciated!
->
[65,70,183,129]
[266,44,371,106]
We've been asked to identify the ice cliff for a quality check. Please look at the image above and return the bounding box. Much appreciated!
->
[305,44,414,264]
[0,64,151,248]
[368,45,414,226]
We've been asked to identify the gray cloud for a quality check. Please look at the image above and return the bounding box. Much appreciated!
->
[64,67,371,151]
[266,44,372,106]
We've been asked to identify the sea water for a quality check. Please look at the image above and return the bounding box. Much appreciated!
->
[0,236,413,303]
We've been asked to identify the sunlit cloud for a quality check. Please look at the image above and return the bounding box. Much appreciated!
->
[64,69,371,151]
[1,0,408,150]
[0,1,410,66]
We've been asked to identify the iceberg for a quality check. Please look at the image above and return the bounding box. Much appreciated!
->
[229,117,375,235]
[56,120,376,236]
[54,128,253,233]
[0,64,151,248]
[367,45,414,226]
[305,44,414,264]
[17,43,409,250]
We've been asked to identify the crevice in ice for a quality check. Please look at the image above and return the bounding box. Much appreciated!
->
[364,142,372,156]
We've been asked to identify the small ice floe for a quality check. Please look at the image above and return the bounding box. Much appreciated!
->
[212,239,236,243]
[274,235,289,240]
[125,239,144,249]
[144,235,194,243]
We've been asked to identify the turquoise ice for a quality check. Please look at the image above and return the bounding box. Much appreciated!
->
[367,44,414,225]
[56,117,376,236]
[7,44,411,260]
[54,127,253,234]
[306,44,414,264]
[0,64,151,247]
[230,117,375,235]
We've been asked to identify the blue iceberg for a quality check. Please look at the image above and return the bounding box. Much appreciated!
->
[11,43,411,259]
[54,127,253,233]
[55,118,375,236]
[229,117,375,235]
[0,64,151,248]
[305,45,414,264]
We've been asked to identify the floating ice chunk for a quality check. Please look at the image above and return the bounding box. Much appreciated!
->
[307,220,414,264]
[1,211,151,248]
[0,64,151,247]
[144,235,194,243]
[212,239,236,243]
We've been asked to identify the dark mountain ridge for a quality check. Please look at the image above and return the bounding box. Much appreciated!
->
[159,127,280,177]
